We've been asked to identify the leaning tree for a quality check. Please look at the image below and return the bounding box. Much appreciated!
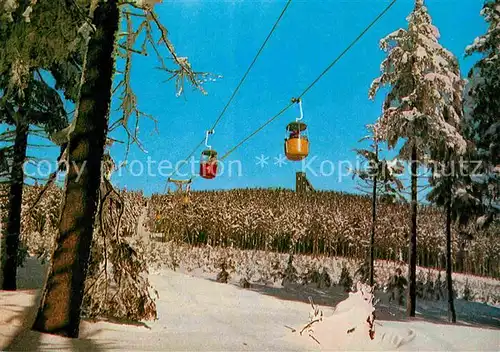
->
[369,0,466,316]
[32,0,210,338]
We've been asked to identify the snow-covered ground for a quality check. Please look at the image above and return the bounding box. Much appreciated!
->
[1,208,499,350]
[1,258,499,351]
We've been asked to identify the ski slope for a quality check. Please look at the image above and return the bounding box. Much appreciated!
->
[2,265,499,351]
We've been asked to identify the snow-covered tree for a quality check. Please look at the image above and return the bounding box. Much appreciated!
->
[33,0,210,338]
[464,0,500,226]
[369,0,466,317]
[351,125,404,287]
[0,0,86,291]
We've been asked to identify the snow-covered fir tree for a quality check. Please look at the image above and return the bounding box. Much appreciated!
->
[464,0,500,226]
[369,0,466,317]
[369,0,466,154]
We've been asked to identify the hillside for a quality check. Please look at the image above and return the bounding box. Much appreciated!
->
[148,189,499,278]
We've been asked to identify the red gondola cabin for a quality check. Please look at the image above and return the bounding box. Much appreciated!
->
[200,149,218,179]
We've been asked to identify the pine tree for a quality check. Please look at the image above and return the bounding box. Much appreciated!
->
[427,151,477,323]
[464,0,500,227]
[216,259,230,283]
[0,0,84,290]
[387,267,407,306]
[318,267,331,289]
[338,265,353,292]
[0,77,69,290]
[369,0,466,317]
[352,125,404,287]
[462,279,474,301]
[282,254,298,286]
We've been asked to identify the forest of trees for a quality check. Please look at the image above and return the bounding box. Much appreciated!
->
[148,189,499,277]
[0,0,498,339]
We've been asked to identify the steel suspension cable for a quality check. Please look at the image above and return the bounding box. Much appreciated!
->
[219,0,397,161]
[166,0,293,186]
[210,0,292,131]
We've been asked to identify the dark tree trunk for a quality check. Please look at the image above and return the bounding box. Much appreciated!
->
[369,144,378,288]
[32,0,119,338]
[445,202,457,323]
[407,145,417,317]
[1,117,28,290]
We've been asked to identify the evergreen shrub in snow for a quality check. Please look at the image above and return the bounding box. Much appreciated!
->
[216,259,230,283]
[12,184,158,322]
[338,265,353,292]
[282,254,299,286]
[84,184,157,321]
[142,242,500,304]
[301,263,321,286]
[295,283,378,348]
[387,268,407,306]
[462,279,475,301]
[354,259,371,285]
[318,267,332,289]
[433,271,446,301]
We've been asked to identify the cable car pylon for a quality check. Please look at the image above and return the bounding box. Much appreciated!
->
[165,177,192,205]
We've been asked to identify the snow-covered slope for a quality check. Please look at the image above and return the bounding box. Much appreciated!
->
[287,282,500,351]
[2,267,499,351]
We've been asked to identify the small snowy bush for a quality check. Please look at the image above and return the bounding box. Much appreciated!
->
[295,283,377,348]
[216,259,230,283]
[354,259,371,285]
[338,265,353,292]
[282,254,299,286]
[318,267,332,289]
[462,279,475,301]
[386,268,407,306]
[239,277,251,288]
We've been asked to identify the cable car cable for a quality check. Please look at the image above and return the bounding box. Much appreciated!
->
[219,0,397,161]
[220,102,294,161]
[163,138,204,192]
[166,0,293,183]
[296,0,397,100]
[209,0,292,132]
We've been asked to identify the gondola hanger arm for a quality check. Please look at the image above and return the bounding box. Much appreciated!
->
[290,97,303,122]
[205,129,214,150]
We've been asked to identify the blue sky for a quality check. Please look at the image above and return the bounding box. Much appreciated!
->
[28,0,488,195]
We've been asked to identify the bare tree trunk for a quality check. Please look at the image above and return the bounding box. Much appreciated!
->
[407,145,417,317]
[32,0,119,338]
[369,144,378,287]
[1,116,28,290]
[446,202,456,323]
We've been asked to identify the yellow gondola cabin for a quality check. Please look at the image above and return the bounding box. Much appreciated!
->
[285,121,309,161]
